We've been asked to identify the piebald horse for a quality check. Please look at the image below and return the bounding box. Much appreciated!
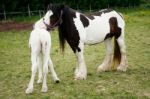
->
[45,4,127,80]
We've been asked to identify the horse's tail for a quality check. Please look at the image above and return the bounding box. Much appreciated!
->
[58,28,66,53]
[112,38,121,69]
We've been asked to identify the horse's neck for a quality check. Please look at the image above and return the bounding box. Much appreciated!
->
[34,18,46,29]
[61,8,75,25]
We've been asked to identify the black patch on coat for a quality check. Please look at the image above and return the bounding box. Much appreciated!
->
[100,9,113,15]
[105,17,121,40]
[80,14,89,27]
[86,9,113,20]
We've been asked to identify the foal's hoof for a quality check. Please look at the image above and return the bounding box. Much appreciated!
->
[41,86,48,93]
[117,65,127,72]
[54,79,60,83]
[25,87,33,94]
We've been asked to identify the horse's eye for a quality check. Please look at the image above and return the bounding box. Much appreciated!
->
[50,15,54,19]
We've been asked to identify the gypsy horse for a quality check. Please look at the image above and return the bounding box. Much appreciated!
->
[26,12,60,94]
[45,4,127,80]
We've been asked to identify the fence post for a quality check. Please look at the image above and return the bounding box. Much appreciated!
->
[28,4,31,18]
[77,4,79,10]
[3,5,6,20]
[108,4,110,8]
[39,10,42,17]
[90,3,92,13]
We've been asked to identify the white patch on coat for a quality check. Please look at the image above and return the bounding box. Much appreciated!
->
[73,12,86,42]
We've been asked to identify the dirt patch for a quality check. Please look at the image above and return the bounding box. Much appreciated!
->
[0,21,33,32]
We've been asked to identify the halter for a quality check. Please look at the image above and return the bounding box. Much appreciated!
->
[43,10,63,30]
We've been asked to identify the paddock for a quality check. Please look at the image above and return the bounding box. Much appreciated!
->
[0,8,149,98]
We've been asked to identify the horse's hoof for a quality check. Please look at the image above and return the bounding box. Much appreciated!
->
[117,65,127,72]
[74,74,86,80]
[25,87,33,94]
[97,66,107,72]
[41,86,48,93]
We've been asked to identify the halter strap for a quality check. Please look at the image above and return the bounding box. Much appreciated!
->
[43,10,63,31]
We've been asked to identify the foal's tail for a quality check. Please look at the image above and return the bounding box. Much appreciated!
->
[112,38,121,69]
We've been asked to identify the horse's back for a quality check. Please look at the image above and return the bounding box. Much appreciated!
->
[84,9,125,44]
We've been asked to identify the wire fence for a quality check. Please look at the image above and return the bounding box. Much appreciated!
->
[0,4,96,20]
[0,4,47,20]
[0,10,46,20]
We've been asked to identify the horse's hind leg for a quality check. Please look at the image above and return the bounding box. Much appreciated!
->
[97,38,113,72]
[75,42,87,80]
[116,34,127,71]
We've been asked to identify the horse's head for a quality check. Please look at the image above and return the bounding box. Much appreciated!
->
[43,4,64,29]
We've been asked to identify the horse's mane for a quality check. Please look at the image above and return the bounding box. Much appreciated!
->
[58,6,79,53]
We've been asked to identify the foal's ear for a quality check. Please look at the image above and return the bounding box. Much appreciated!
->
[47,3,52,10]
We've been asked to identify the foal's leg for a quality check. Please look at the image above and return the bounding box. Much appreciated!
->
[75,42,87,80]
[37,54,43,84]
[26,52,38,94]
[97,38,113,72]
[116,36,127,71]
[48,58,60,83]
[41,49,49,92]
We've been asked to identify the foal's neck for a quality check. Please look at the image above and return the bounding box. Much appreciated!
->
[34,18,47,29]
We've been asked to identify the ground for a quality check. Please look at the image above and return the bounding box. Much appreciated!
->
[0,8,150,99]
[0,21,32,32]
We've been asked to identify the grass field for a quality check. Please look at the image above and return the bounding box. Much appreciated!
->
[0,8,150,99]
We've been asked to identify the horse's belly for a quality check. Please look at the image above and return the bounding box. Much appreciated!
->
[84,19,110,44]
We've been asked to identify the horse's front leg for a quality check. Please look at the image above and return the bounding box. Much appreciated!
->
[74,42,87,80]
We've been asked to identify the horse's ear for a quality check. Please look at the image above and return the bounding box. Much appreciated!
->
[59,4,65,10]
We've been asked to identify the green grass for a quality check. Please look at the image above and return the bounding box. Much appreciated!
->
[0,8,150,99]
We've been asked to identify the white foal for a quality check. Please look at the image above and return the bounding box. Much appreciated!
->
[26,12,60,94]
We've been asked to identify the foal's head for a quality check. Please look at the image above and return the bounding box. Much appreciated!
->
[43,10,53,25]
[46,4,65,27]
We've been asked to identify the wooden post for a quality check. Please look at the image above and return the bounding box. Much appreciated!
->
[39,10,42,18]
[77,4,79,10]
[3,5,6,20]
[90,4,92,13]
[108,4,109,8]
[28,4,31,18]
